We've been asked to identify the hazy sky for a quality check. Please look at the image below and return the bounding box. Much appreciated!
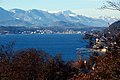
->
[0,0,120,18]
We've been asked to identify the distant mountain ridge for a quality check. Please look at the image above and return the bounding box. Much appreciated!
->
[0,7,118,27]
[99,16,119,24]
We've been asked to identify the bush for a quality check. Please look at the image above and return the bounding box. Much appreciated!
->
[0,48,78,80]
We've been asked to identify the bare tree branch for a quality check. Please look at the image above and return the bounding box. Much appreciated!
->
[101,1,120,11]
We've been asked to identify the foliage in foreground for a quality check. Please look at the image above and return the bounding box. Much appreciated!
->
[0,48,78,80]
[72,50,120,80]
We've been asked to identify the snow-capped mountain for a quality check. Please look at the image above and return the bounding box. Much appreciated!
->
[10,9,60,26]
[99,16,119,25]
[58,10,77,17]
[53,10,109,27]
[0,7,118,27]
[0,7,15,21]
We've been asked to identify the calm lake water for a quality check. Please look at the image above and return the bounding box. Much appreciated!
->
[0,34,90,61]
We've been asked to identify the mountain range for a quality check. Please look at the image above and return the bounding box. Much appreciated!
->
[0,7,119,27]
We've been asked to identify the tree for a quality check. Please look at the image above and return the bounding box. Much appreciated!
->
[101,1,120,11]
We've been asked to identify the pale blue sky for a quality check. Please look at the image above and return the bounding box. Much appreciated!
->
[0,0,120,18]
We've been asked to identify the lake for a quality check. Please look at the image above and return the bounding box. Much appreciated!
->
[0,34,90,61]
